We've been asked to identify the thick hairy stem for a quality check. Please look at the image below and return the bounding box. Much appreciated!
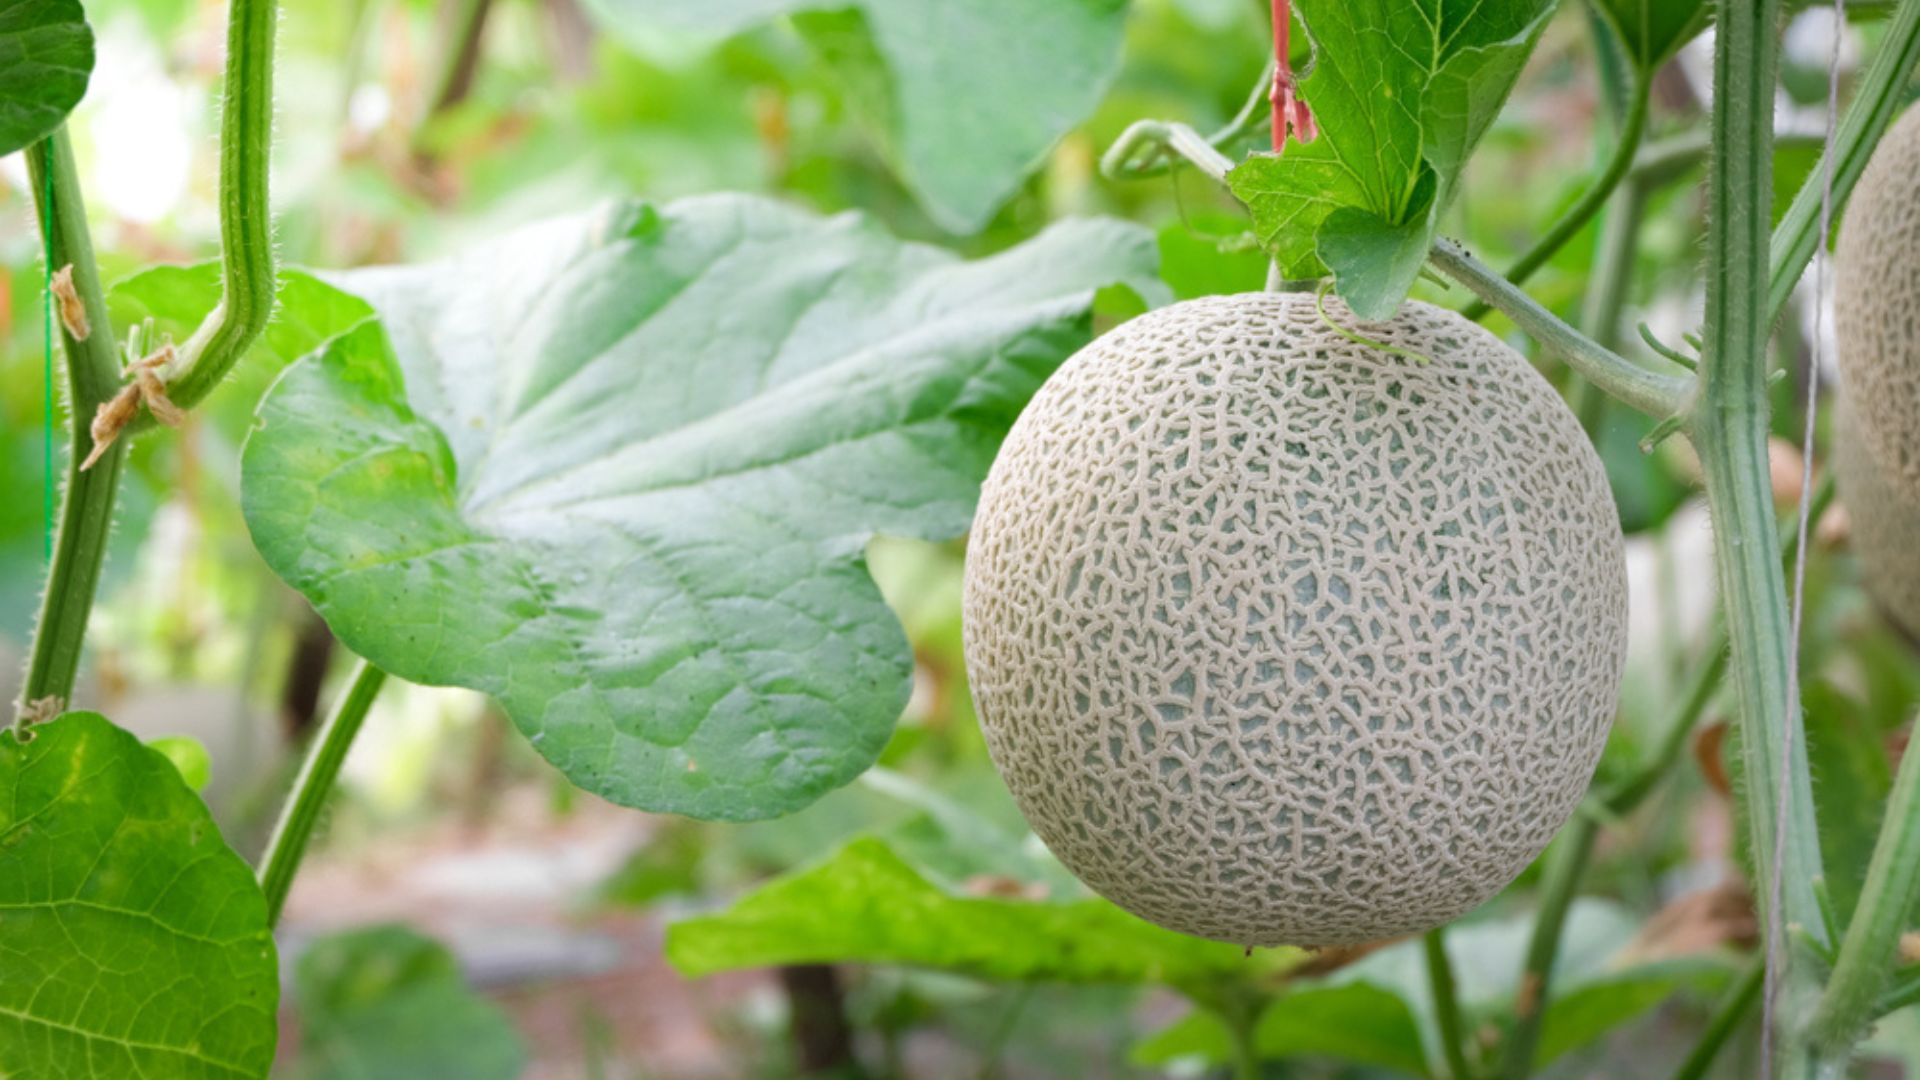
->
[1425,929,1476,1080]
[1767,0,1920,324]
[17,133,129,718]
[1807,730,1920,1051]
[1696,2,1830,1071]
[1428,238,1693,418]
[1465,76,1650,322]
[147,0,279,422]
[257,659,387,925]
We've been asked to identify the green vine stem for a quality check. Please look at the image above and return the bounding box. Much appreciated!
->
[1463,74,1650,322]
[1427,238,1693,418]
[257,659,388,925]
[1425,928,1476,1080]
[1568,182,1646,427]
[1101,119,1238,184]
[1577,185,1644,354]
[1672,958,1766,1080]
[1767,0,1920,325]
[1497,476,1834,1080]
[1495,811,1597,1080]
[143,0,279,424]
[1697,1,1832,1070]
[17,132,130,718]
[1101,61,1273,181]
[426,0,495,118]
[1806,719,1920,1052]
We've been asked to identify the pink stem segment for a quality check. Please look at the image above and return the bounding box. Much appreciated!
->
[1270,0,1317,149]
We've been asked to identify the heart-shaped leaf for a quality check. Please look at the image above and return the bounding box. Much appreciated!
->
[1229,0,1553,312]
[1592,0,1710,73]
[1317,168,1439,320]
[0,713,278,1078]
[666,835,1284,989]
[242,194,1158,821]
[292,925,525,1080]
[581,0,1128,233]
[1132,982,1431,1076]
[0,0,93,156]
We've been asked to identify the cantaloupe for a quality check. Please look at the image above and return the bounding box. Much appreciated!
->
[962,292,1629,946]
[1835,105,1920,495]
[1833,396,1920,643]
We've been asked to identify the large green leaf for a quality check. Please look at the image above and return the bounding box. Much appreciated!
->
[1133,982,1432,1077]
[581,0,1128,233]
[1534,958,1728,1066]
[0,0,92,157]
[292,925,525,1080]
[1802,680,1896,922]
[1590,0,1709,72]
[241,195,1157,822]
[0,712,277,1078]
[666,835,1279,990]
[1229,0,1554,316]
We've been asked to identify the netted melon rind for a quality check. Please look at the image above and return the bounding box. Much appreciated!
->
[962,292,1628,947]
[1836,105,1920,495]
[1833,395,1920,642]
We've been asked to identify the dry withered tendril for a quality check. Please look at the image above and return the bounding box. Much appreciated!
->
[80,343,184,471]
[50,264,89,341]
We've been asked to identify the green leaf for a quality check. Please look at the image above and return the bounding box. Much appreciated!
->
[109,266,377,449]
[1317,168,1438,320]
[147,734,212,791]
[580,0,1128,233]
[293,925,525,1080]
[666,835,1277,988]
[1535,958,1729,1066]
[1134,983,1433,1077]
[241,195,1157,822]
[1590,0,1710,72]
[1154,214,1269,300]
[0,0,93,157]
[0,712,278,1079]
[1336,901,1697,1068]
[1802,680,1895,922]
[1229,0,1553,307]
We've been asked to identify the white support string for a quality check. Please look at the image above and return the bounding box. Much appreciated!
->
[1762,1,1845,1071]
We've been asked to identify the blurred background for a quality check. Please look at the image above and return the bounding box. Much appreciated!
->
[3,0,1919,1076]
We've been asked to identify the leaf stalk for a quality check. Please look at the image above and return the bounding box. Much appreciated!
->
[257,659,388,925]
[1426,928,1477,1080]
[1427,238,1693,418]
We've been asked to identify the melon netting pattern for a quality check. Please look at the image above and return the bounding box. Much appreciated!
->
[1834,397,1920,642]
[963,292,1629,946]
[1837,106,1920,495]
